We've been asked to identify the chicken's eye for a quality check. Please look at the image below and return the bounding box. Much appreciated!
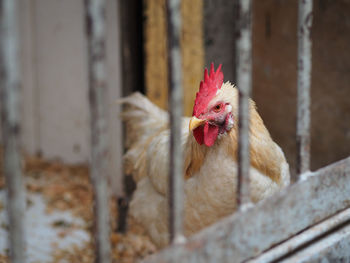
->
[213,104,222,112]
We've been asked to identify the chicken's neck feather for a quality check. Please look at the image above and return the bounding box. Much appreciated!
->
[184,87,284,184]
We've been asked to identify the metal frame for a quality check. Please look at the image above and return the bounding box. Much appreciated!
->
[1,0,350,262]
[248,207,350,262]
[167,0,185,245]
[296,0,313,177]
[236,0,253,208]
[0,0,26,262]
[84,0,111,262]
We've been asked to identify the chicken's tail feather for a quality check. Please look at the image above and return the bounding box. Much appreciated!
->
[119,92,168,181]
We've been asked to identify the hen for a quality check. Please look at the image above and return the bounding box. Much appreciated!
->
[121,63,290,248]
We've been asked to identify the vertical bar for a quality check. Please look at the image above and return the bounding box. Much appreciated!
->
[0,0,26,262]
[84,0,111,262]
[296,0,313,177]
[167,0,185,244]
[235,0,252,208]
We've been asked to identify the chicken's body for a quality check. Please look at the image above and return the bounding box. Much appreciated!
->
[121,65,290,248]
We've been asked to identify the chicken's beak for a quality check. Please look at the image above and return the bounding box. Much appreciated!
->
[189,117,206,132]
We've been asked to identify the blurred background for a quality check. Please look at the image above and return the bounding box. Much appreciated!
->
[1,0,349,261]
[16,0,350,187]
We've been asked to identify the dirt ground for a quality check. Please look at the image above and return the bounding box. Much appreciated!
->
[0,155,157,263]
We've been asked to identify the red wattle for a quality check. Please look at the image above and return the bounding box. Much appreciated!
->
[203,122,219,147]
[193,126,204,145]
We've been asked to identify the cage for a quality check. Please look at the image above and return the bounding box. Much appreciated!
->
[1,0,350,262]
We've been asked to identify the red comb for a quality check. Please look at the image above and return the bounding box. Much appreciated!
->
[193,63,224,117]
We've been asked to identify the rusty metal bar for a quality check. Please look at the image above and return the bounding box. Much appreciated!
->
[235,0,253,207]
[282,222,350,262]
[296,0,313,177]
[84,0,111,262]
[144,156,350,263]
[0,0,26,262]
[248,207,350,262]
[166,0,185,244]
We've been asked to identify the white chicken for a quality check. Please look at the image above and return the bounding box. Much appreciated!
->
[121,63,290,247]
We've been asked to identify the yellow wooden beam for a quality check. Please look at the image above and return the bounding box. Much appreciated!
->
[144,0,204,116]
[144,0,168,110]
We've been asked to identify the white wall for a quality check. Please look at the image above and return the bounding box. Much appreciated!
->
[19,0,124,195]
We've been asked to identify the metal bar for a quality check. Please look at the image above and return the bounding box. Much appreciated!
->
[166,0,185,244]
[282,222,350,262]
[296,0,313,177]
[84,0,111,262]
[248,207,350,263]
[235,0,253,207]
[143,156,350,263]
[0,0,26,262]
